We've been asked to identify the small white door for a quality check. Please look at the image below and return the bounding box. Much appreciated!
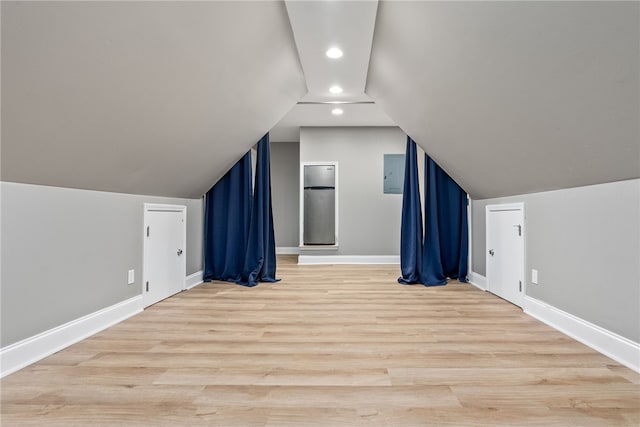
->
[486,204,524,307]
[143,204,186,308]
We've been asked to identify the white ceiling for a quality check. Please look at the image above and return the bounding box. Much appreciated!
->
[284,0,377,103]
[271,103,395,142]
[2,1,638,199]
[272,0,394,142]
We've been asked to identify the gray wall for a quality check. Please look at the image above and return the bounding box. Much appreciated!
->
[1,182,203,347]
[300,127,406,256]
[471,179,640,343]
[270,141,300,248]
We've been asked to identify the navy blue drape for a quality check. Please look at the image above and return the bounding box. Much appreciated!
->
[237,133,279,287]
[203,152,252,282]
[397,138,469,287]
[398,137,423,284]
[422,155,468,285]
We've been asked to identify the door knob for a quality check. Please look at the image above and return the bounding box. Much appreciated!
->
[489,249,494,256]
[177,249,183,256]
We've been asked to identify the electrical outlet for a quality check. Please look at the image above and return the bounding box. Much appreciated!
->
[531,269,538,284]
[128,269,135,285]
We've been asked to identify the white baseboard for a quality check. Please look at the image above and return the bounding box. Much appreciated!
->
[468,271,487,291]
[524,296,640,373]
[298,255,400,265]
[185,270,204,290]
[276,247,300,255]
[0,295,143,378]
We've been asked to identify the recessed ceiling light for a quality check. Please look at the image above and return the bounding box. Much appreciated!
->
[329,85,343,94]
[332,108,344,115]
[326,47,343,59]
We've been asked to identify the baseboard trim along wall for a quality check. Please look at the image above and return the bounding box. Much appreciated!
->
[276,247,301,255]
[185,270,204,290]
[524,296,640,373]
[468,271,487,291]
[467,272,639,372]
[298,255,400,265]
[0,295,143,378]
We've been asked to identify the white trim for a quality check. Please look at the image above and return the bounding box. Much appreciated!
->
[485,202,525,212]
[142,203,187,212]
[185,270,204,290]
[276,247,300,255]
[468,271,487,291]
[0,296,143,378]
[299,245,339,251]
[524,296,640,373]
[299,161,339,248]
[298,255,400,265]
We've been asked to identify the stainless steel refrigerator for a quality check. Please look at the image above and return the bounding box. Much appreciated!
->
[303,165,335,245]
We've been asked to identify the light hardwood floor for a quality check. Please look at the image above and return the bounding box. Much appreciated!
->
[2,256,639,426]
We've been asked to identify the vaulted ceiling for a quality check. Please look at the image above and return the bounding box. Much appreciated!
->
[2,1,638,200]
[367,1,639,199]
[1,1,306,198]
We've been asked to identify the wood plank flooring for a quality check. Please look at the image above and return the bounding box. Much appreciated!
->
[2,255,639,426]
